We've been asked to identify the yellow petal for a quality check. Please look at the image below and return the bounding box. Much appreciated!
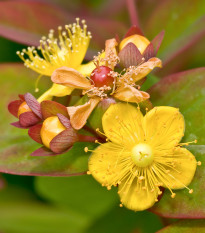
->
[161,147,197,189]
[118,177,158,211]
[37,83,74,102]
[102,103,144,147]
[113,85,149,103]
[144,106,185,149]
[51,67,92,89]
[88,142,128,186]
[67,97,100,129]
[122,57,162,83]
[77,61,96,76]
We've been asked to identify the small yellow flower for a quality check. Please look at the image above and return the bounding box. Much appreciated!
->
[17,18,95,102]
[88,103,198,211]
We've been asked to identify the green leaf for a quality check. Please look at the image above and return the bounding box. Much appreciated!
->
[35,175,118,219]
[149,67,205,144]
[157,219,205,233]
[143,0,205,76]
[0,202,88,233]
[0,138,96,176]
[149,68,205,218]
[87,206,163,233]
[0,183,89,233]
[0,1,126,50]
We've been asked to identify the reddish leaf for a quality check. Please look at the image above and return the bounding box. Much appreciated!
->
[28,124,43,144]
[142,43,155,61]
[0,1,126,50]
[151,30,165,55]
[19,111,40,127]
[31,147,58,156]
[24,93,42,119]
[119,42,143,67]
[123,25,144,38]
[50,129,78,154]
[8,99,23,118]
[157,219,205,233]
[10,121,28,129]
[41,100,68,119]
[57,114,71,128]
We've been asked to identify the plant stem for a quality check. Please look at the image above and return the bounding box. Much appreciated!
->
[126,0,140,27]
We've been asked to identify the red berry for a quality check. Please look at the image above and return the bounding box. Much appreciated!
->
[90,66,114,88]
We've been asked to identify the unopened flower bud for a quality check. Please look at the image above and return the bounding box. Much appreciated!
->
[119,34,150,54]
[18,101,32,117]
[40,116,66,148]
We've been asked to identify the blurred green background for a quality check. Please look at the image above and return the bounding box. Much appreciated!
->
[0,0,204,232]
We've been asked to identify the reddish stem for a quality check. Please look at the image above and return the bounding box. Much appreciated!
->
[126,0,140,27]
[78,134,99,143]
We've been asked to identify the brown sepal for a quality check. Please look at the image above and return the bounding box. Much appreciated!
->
[8,100,23,118]
[41,100,69,119]
[119,42,144,68]
[24,93,42,119]
[151,30,165,55]
[57,113,71,128]
[31,147,58,156]
[143,43,155,61]
[50,129,78,154]
[28,124,43,144]
[123,25,144,38]
[19,111,41,127]
[10,121,29,129]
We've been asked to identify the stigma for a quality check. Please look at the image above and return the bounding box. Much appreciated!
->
[131,143,154,167]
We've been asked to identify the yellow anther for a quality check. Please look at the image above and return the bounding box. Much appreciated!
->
[87,171,91,175]
[171,193,176,198]
[197,161,201,166]
[189,189,193,194]
[84,147,88,152]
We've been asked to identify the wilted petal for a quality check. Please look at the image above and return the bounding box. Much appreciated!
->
[113,85,150,103]
[67,97,100,130]
[123,57,162,83]
[51,67,91,89]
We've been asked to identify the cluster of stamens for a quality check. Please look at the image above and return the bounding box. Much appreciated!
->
[17,18,91,76]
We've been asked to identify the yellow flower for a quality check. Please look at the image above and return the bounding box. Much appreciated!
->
[17,18,95,102]
[88,103,198,211]
[51,38,162,129]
